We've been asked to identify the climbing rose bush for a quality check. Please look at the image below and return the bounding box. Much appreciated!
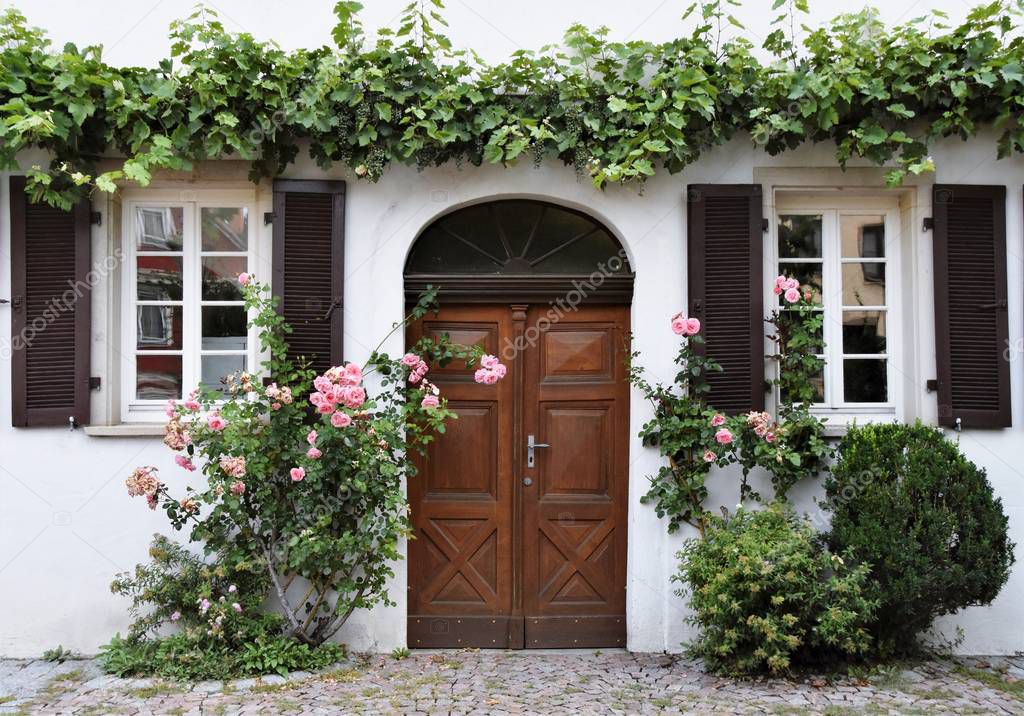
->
[126,278,504,645]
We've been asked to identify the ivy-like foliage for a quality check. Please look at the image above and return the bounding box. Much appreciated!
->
[2,0,1024,208]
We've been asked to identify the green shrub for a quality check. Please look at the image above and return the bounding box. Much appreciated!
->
[101,535,345,680]
[823,422,1015,657]
[677,504,876,675]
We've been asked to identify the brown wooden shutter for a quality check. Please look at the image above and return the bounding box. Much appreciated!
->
[9,177,92,427]
[932,184,1010,428]
[271,179,346,374]
[687,184,765,413]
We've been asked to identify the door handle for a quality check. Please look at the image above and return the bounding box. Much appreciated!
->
[527,434,549,468]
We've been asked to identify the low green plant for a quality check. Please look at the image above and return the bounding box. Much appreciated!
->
[100,535,345,680]
[823,422,1015,657]
[391,647,410,660]
[41,645,75,663]
[677,503,876,675]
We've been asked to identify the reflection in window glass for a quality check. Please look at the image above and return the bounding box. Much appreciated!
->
[778,215,822,258]
[777,261,823,303]
[202,306,248,350]
[201,208,249,252]
[840,215,885,258]
[842,311,886,354]
[137,256,183,300]
[202,256,248,300]
[136,207,184,251]
[201,354,247,393]
[842,263,886,306]
[136,355,183,400]
[137,306,183,350]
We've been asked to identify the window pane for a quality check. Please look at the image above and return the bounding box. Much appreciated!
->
[201,354,247,393]
[843,311,886,354]
[136,355,182,400]
[137,306,183,350]
[202,306,247,350]
[779,309,824,352]
[202,256,248,300]
[201,207,249,251]
[843,359,888,402]
[778,215,822,258]
[842,263,885,306]
[841,215,885,258]
[137,256,183,300]
[136,207,183,251]
[777,262,823,303]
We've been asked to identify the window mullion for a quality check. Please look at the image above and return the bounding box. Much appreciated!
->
[185,205,200,400]
[824,210,842,409]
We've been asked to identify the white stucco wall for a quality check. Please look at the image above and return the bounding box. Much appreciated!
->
[0,0,1021,660]
[2,130,1023,656]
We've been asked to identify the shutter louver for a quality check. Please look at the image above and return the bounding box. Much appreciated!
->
[932,185,1010,429]
[9,176,92,427]
[272,179,346,375]
[687,184,765,414]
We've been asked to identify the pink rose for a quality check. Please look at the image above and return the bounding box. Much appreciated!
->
[344,386,366,409]
[331,411,352,428]
[473,369,487,383]
[710,413,725,427]
[714,428,733,445]
[183,399,200,411]
[314,375,333,393]
[306,447,322,459]
[290,467,305,482]
[271,402,282,410]
[342,362,363,385]
[421,394,440,409]
[409,371,423,384]
[207,414,227,431]
[765,432,776,443]
[232,602,242,613]
[164,400,177,419]
[784,287,801,304]
[174,455,195,472]
[685,318,701,335]
[773,285,783,295]
[775,274,788,289]
[401,353,421,367]
[784,278,799,291]
[230,480,246,495]
[306,429,318,446]
[703,449,716,463]
[492,363,507,378]
[238,272,251,286]
[481,371,499,385]
[170,611,181,622]
[671,313,687,335]
[480,354,500,370]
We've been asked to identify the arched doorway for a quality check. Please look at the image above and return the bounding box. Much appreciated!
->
[405,200,633,649]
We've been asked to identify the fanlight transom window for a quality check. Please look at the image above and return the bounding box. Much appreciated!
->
[405,200,631,275]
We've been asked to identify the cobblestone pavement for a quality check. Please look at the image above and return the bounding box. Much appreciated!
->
[1,651,1023,714]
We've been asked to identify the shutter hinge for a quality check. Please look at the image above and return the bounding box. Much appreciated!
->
[925,379,938,393]
[922,217,934,231]
[89,376,102,391]
[263,211,276,225]
[90,211,102,226]
[761,218,769,233]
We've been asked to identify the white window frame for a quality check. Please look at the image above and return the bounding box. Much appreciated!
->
[770,193,903,424]
[121,192,257,423]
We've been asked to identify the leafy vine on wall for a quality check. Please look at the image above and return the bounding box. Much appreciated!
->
[2,0,1023,209]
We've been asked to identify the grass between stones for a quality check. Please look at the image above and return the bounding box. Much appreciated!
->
[953,664,1024,700]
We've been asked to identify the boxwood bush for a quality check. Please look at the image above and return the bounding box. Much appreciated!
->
[823,422,1015,657]
[677,504,876,675]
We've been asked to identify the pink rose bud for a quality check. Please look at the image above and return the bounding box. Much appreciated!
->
[703,449,716,463]
[238,272,251,286]
[306,447,322,459]
[290,467,305,482]
[710,413,725,427]
[306,429,318,446]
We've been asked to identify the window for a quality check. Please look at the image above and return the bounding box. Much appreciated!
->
[773,197,900,419]
[124,200,254,420]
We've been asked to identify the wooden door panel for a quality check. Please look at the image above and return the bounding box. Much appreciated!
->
[407,306,515,648]
[522,307,629,648]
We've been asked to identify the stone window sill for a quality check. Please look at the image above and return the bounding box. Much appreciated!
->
[83,424,165,437]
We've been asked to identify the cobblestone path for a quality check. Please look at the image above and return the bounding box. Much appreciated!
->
[2,651,1022,714]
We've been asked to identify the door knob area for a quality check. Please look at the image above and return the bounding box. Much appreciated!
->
[522,477,533,486]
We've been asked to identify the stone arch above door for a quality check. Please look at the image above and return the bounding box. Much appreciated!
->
[404,199,634,303]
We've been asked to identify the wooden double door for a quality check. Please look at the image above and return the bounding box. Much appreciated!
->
[407,304,629,649]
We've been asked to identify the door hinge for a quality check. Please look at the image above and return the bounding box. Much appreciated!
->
[90,211,102,226]
[263,211,276,225]
[922,217,934,231]
[89,376,102,390]
[761,218,769,233]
